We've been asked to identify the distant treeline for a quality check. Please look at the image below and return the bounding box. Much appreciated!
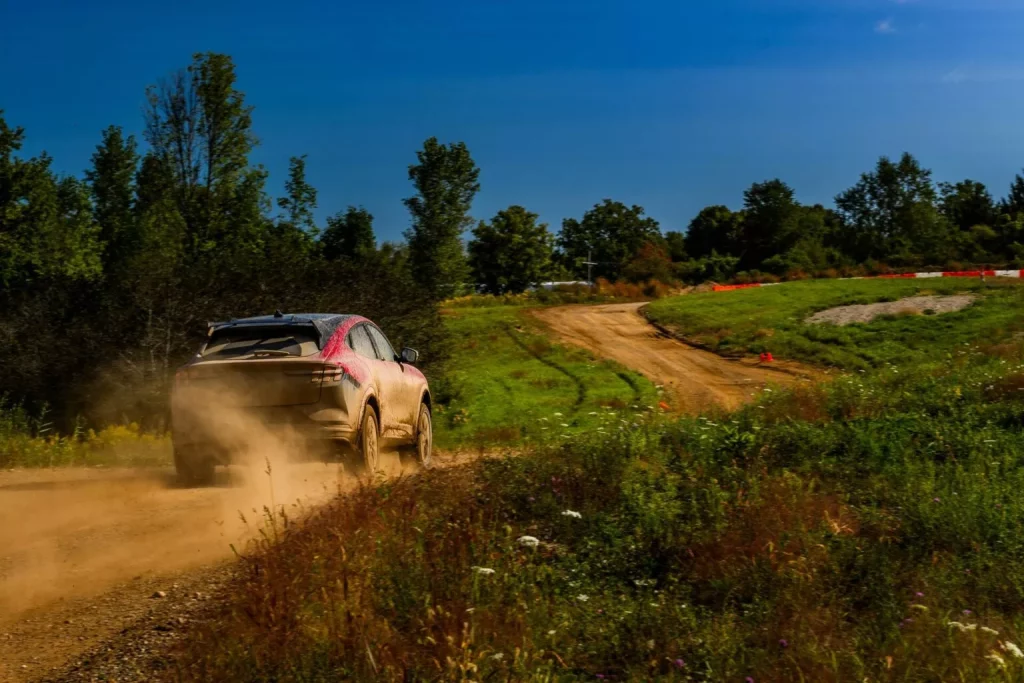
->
[3,51,1024,427]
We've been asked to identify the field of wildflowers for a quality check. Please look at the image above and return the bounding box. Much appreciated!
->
[177,328,1024,680]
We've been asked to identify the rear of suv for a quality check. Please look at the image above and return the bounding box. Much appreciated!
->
[170,312,432,485]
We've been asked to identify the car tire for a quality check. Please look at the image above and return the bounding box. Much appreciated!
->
[173,445,215,487]
[357,406,380,475]
[411,403,432,468]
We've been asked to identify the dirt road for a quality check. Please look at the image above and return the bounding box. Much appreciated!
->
[0,454,426,682]
[533,302,817,412]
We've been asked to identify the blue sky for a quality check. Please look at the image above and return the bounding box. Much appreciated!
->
[3,0,1024,241]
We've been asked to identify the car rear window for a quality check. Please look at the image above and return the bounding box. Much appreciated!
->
[202,326,321,359]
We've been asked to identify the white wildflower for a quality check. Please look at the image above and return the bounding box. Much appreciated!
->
[1003,642,1024,659]
[517,535,540,548]
[554,412,563,417]
[562,510,582,519]
[560,423,570,427]
[910,604,928,612]
[576,594,589,602]
[986,653,1006,668]
[981,626,1000,636]
[588,412,598,416]
[491,652,504,661]
[472,566,495,576]
[948,621,978,632]
[548,629,556,635]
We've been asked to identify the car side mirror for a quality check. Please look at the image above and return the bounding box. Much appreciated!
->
[400,348,419,364]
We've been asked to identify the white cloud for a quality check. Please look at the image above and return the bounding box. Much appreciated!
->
[875,18,897,33]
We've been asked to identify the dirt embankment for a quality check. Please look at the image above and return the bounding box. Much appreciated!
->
[533,302,819,413]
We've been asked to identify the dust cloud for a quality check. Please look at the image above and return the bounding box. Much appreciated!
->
[0,385,397,622]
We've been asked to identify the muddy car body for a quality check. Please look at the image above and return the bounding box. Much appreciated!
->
[171,312,431,484]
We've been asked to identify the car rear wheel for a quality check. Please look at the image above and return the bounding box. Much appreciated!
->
[173,445,215,487]
[357,407,380,474]
[412,404,432,468]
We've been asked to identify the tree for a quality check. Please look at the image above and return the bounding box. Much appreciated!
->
[322,206,376,260]
[939,180,996,232]
[558,199,662,281]
[0,112,102,287]
[144,52,264,256]
[622,242,675,283]
[664,231,688,262]
[739,179,802,268]
[683,206,742,259]
[1003,172,1024,217]
[834,153,948,263]
[403,137,480,300]
[468,205,554,293]
[85,126,139,272]
[277,155,317,235]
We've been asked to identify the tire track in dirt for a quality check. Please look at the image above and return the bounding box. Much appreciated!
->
[532,302,820,413]
[501,322,587,413]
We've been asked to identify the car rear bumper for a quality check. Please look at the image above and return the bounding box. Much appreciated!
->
[171,402,357,463]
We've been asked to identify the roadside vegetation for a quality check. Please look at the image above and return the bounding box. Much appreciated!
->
[646,278,1024,370]
[179,328,1024,681]
[0,401,169,468]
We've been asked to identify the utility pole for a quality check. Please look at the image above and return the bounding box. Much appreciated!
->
[582,250,597,288]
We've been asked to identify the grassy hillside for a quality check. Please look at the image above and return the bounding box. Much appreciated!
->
[435,305,660,448]
[645,278,1024,370]
[179,338,1024,681]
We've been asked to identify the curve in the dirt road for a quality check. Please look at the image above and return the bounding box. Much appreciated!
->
[532,302,818,413]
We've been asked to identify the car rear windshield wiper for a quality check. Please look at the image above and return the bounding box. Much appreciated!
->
[244,349,294,358]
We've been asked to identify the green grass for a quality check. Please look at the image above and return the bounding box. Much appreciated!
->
[434,305,661,448]
[645,278,1024,370]
[179,341,1024,681]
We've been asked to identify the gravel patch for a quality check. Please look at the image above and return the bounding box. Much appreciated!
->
[806,294,976,326]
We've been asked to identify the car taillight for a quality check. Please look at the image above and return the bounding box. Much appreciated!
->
[313,364,345,384]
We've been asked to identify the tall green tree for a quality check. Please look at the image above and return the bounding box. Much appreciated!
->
[277,155,317,235]
[739,179,802,268]
[683,206,743,259]
[1003,172,1024,217]
[939,180,996,232]
[144,52,264,256]
[663,231,688,262]
[835,153,948,263]
[0,112,102,287]
[322,206,376,260]
[85,125,139,272]
[468,205,554,294]
[403,137,480,300]
[558,199,662,281]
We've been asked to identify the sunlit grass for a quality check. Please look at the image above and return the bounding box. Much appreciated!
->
[435,306,661,448]
[646,278,1024,370]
